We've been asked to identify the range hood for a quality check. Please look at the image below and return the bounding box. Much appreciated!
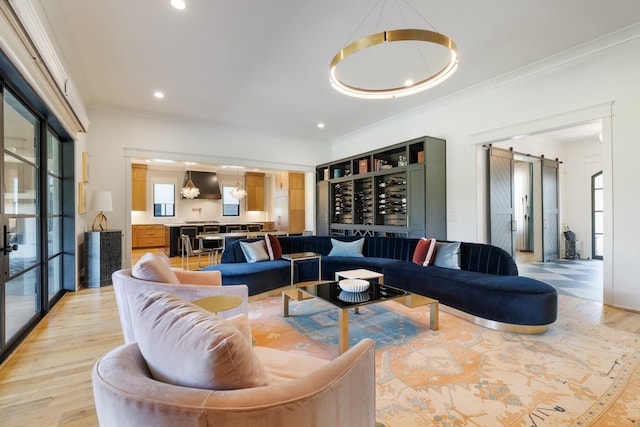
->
[182,171,222,199]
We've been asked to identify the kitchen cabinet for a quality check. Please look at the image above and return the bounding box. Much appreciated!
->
[132,224,165,248]
[132,163,147,211]
[245,172,265,211]
[275,172,305,234]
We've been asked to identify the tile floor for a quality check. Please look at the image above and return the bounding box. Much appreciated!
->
[515,251,603,302]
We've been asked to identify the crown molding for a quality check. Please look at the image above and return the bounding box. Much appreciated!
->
[0,0,88,134]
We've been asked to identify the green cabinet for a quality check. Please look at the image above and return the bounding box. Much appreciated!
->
[316,136,446,238]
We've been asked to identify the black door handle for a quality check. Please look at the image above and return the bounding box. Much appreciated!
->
[4,243,18,254]
[3,225,18,255]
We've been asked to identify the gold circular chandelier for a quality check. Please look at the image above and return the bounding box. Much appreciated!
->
[329,29,458,99]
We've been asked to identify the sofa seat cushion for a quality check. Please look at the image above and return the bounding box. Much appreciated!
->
[203,260,291,296]
[383,263,557,326]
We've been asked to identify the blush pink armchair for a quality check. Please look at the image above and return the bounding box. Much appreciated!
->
[112,268,249,344]
[93,292,376,427]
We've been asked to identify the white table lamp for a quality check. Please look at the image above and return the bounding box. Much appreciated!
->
[90,190,113,231]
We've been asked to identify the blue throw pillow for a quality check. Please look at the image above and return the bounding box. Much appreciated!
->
[433,241,461,269]
[328,238,364,257]
[239,240,269,263]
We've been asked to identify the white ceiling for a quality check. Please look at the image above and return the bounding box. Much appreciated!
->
[36,0,640,143]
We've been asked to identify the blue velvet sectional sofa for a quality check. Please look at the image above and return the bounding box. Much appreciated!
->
[202,236,558,333]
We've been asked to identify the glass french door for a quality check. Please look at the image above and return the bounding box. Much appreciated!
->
[1,89,42,352]
[0,85,65,362]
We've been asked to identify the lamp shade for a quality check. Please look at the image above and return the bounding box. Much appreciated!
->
[90,190,113,212]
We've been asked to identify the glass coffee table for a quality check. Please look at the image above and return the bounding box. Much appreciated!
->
[282,280,439,353]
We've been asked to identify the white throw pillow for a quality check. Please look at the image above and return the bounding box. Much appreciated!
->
[132,290,268,390]
[239,240,270,263]
[131,252,180,283]
[327,238,365,257]
[433,241,461,270]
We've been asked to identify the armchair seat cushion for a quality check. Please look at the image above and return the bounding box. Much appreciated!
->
[253,347,330,384]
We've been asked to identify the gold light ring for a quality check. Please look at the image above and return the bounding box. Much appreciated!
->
[329,29,458,99]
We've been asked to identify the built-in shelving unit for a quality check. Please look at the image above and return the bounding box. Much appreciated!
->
[316,136,446,238]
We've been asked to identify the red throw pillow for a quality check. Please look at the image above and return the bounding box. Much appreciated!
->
[264,233,282,260]
[412,238,437,266]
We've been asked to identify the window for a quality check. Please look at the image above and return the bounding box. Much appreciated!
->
[223,186,240,216]
[592,171,603,260]
[153,183,175,217]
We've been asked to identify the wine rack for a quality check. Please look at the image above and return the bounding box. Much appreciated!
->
[375,173,407,226]
[316,135,446,238]
[354,178,374,225]
[332,181,353,224]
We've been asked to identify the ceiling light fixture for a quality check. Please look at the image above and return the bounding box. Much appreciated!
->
[329,1,458,99]
[170,0,186,10]
[317,122,325,129]
[230,169,247,199]
[181,163,200,199]
[154,91,165,99]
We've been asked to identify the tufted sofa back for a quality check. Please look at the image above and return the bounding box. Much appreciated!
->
[221,236,518,276]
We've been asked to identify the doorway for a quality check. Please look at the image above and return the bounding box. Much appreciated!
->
[486,120,605,301]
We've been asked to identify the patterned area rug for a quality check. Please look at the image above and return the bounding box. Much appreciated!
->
[248,296,640,426]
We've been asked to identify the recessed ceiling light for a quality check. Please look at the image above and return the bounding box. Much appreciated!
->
[404,79,414,87]
[170,0,186,10]
[154,91,165,99]
[153,159,176,164]
[317,123,325,129]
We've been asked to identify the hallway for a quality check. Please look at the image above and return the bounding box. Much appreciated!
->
[516,252,603,302]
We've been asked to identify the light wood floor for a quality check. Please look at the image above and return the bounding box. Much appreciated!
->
[0,249,639,426]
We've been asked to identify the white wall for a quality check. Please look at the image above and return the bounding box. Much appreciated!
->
[559,137,603,259]
[84,108,327,266]
[331,28,640,310]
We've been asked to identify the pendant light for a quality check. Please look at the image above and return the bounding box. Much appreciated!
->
[329,0,458,99]
[230,169,247,199]
[181,164,200,199]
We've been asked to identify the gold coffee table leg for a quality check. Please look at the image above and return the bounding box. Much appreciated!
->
[338,309,349,353]
[404,294,439,330]
[430,301,439,330]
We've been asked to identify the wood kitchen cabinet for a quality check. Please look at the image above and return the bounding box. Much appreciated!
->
[245,172,265,211]
[132,163,147,211]
[132,224,165,248]
[274,172,305,234]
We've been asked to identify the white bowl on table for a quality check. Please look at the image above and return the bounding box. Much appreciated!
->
[338,279,370,293]
[338,291,371,303]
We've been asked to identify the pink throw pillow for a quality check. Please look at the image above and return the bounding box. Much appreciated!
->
[132,252,179,283]
[133,290,268,390]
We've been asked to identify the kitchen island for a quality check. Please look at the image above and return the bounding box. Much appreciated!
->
[162,222,279,257]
